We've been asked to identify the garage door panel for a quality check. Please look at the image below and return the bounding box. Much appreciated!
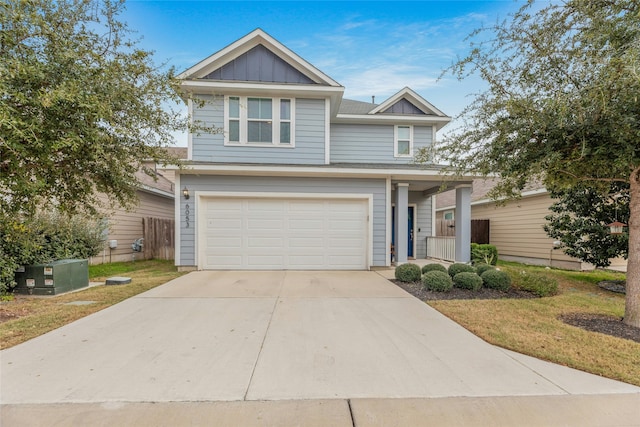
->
[201,197,368,270]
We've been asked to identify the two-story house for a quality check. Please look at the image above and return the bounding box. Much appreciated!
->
[174,29,473,271]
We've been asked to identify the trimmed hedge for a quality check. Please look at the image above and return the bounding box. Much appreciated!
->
[422,263,447,274]
[481,269,511,291]
[513,271,559,297]
[475,263,495,276]
[422,271,453,292]
[395,263,422,282]
[448,263,475,278]
[453,272,483,291]
[471,243,498,265]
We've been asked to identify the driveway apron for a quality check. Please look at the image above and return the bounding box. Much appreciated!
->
[1,271,638,405]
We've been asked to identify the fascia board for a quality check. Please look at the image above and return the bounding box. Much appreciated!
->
[435,188,549,211]
[333,113,451,130]
[175,163,474,181]
[369,87,449,118]
[178,29,341,87]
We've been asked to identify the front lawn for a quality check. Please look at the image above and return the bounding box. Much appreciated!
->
[0,260,185,350]
[426,262,640,386]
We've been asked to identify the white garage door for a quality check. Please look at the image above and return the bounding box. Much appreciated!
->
[200,197,368,270]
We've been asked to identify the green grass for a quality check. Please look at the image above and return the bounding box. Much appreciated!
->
[429,262,638,386]
[0,260,185,349]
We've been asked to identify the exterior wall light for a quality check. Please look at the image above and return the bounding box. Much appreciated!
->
[182,186,190,200]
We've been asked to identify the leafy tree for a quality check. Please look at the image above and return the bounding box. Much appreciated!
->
[0,0,190,217]
[544,183,629,268]
[434,1,640,326]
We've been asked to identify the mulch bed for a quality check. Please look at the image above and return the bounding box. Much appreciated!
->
[393,280,537,301]
[392,279,640,344]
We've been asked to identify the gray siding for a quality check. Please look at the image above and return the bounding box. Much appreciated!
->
[409,191,433,259]
[204,45,315,84]
[330,124,433,164]
[178,175,387,267]
[382,99,425,115]
[191,97,326,165]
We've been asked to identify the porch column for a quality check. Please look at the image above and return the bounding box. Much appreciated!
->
[455,185,472,263]
[394,183,409,265]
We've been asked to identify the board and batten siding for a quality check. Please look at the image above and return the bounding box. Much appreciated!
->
[469,193,585,269]
[91,191,174,264]
[191,96,326,165]
[178,175,387,267]
[330,124,433,164]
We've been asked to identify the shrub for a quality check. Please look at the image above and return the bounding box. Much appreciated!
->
[453,272,483,291]
[481,269,511,291]
[422,271,453,292]
[448,263,475,278]
[513,271,559,297]
[475,263,495,276]
[395,263,422,282]
[421,263,447,274]
[0,211,106,294]
[471,243,498,265]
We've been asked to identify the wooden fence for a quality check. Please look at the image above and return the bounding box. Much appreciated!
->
[435,219,490,244]
[142,217,175,260]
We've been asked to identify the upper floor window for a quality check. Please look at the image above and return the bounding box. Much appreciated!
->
[394,125,413,157]
[225,96,294,146]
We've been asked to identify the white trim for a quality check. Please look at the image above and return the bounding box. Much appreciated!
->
[172,163,467,180]
[224,95,295,147]
[370,87,449,117]
[394,124,413,158]
[432,125,437,145]
[178,29,342,87]
[138,185,174,199]
[195,191,372,270]
[385,177,392,267]
[187,99,193,160]
[324,98,331,165]
[333,113,451,130]
[174,173,181,266]
[436,188,549,212]
[431,194,437,237]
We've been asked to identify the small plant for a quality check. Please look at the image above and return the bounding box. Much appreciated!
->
[471,243,498,265]
[422,263,447,274]
[481,269,511,291]
[422,271,453,292]
[448,263,475,278]
[453,272,483,291]
[513,271,559,297]
[475,263,495,276]
[395,263,422,282]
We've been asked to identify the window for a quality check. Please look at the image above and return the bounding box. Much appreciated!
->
[444,211,454,221]
[225,96,294,146]
[395,125,413,157]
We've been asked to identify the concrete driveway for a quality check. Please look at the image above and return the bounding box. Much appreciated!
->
[2,271,639,426]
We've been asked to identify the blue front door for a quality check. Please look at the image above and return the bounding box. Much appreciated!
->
[392,206,415,258]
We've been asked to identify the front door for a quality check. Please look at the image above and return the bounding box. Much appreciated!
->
[392,206,415,259]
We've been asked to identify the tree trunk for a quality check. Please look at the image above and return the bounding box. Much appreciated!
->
[625,168,640,328]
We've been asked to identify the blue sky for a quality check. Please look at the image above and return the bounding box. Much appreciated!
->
[121,1,528,145]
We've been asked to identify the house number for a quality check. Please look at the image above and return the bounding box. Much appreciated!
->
[185,204,190,228]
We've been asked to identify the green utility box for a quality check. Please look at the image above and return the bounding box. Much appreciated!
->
[14,259,89,296]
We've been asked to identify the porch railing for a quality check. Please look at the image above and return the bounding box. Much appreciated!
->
[426,236,456,262]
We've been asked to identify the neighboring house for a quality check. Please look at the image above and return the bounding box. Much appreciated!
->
[172,29,475,271]
[435,179,627,271]
[90,149,187,264]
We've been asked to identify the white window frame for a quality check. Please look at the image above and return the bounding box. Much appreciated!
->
[443,210,454,221]
[224,95,295,147]
[394,124,413,157]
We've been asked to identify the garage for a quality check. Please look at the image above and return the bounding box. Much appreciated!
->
[199,196,370,270]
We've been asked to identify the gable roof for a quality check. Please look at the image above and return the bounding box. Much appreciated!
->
[369,87,448,117]
[178,29,341,87]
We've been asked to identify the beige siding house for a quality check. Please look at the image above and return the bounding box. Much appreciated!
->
[90,148,187,264]
[435,179,626,271]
